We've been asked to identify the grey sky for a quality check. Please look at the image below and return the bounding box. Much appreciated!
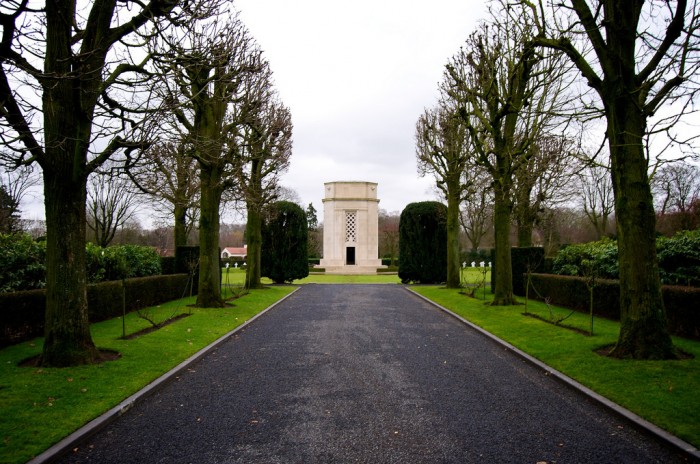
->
[19,1,487,225]
[235,0,487,221]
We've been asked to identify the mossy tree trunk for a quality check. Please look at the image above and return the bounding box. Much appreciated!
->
[196,163,225,308]
[491,178,516,306]
[445,180,462,288]
[245,202,263,289]
[605,99,675,359]
[244,156,264,290]
[41,164,100,366]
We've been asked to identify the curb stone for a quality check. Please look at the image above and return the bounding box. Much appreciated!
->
[405,287,700,462]
[27,287,300,464]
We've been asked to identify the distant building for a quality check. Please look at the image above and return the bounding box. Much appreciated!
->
[221,245,247,260]
[319,181,383,274]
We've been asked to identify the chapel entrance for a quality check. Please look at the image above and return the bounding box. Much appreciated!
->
[346,247,356,266]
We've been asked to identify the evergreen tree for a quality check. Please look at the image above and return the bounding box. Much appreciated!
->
[261,201,309,283]
[398,202,447,284]
[306,202,318,230]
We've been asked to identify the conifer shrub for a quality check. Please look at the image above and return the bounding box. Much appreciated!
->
[398,201,447,284]
[261,201,309,284]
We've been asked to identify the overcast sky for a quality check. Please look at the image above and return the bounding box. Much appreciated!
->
[20,1,487,225]
[234,0,487,221]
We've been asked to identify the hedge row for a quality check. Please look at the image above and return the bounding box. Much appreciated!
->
[524,273,700,339]
[0,273,196,347]
[490,247,547,295]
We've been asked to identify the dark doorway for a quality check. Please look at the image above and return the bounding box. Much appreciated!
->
[346,247,356,265]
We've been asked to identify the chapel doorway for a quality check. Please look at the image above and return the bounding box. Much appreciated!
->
[346,247,356,265]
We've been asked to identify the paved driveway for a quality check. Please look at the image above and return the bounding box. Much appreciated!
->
[60,284,687,463]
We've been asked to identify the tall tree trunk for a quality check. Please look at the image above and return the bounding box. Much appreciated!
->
[492,184,516,305]
[245,203,263,289]
[517,221,533,247]
[40,167,100,366]
[38,1,100,366]
[196,164,224,308]
[606,101,676,359]
[173,203,188,249]
[446,183,461,288]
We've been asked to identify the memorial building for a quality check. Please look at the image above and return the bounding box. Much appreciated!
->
[319,181,383,274]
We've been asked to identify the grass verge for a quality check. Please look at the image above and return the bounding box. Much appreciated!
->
[221,268,403,285]
[221,267,490,285]
[411,286,700,449]
[0,285,296,464]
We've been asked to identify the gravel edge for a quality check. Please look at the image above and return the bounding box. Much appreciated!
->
[405,287,700,461]
[27,287,301,464]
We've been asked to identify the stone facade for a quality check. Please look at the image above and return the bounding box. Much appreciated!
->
[319,181,383,274]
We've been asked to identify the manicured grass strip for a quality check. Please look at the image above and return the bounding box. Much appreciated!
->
[411,286,700,449]
[0,286,295,464]
[221,268,403,285]
[221,266,490,285]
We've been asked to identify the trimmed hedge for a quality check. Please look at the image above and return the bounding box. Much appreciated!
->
[398,201,447,284]
[0,274,195,347]
[489,247,545,295]
[261,201,309,284]
[525,273,700,339]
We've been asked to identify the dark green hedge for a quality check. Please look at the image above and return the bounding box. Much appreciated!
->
[525,273,700,339]
[261,201,309,284]
[0,274,195,347]
[398,201,447,284]
[489,247,545,295]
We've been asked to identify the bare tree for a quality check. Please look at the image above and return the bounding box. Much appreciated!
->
[513,135,580,246]
[525,0,700,358]
[442,3,572,305]
[128,142,200,249]
[579,160,615,240]
[416,102,472,288]
[654,161,700,218]
[653,161,700,233]
[459,169,493,253]
[0,0,191,366]
[0,165,38,233]
[378,210,400,266]
[235,93,293,290]
[86,172,140,247]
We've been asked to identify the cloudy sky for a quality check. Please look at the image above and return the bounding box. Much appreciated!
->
[20,1,487,225]
[234,0,487,221]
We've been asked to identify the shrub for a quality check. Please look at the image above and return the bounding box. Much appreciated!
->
[552,238,619,279]
[0,234,46,292]
[657,229,700,286]
[86,244,164,282]
[398,201,447,284]
[1,238,164,291]
[85,242,106,283]
[261,201,309,284]
[552,232,700,286]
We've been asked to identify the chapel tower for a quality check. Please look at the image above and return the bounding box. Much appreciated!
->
[319,181,383,274]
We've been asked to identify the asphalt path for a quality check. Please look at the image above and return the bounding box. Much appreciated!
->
[59,284,689,463]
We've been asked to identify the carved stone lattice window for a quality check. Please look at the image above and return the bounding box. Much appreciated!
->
[345,211,357,243]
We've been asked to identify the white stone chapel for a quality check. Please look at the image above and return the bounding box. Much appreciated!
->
[319,181,383,274]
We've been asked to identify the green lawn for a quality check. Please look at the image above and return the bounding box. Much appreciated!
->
[411,286,700,449]
[0,286,296,464]
[221,267,490,286]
